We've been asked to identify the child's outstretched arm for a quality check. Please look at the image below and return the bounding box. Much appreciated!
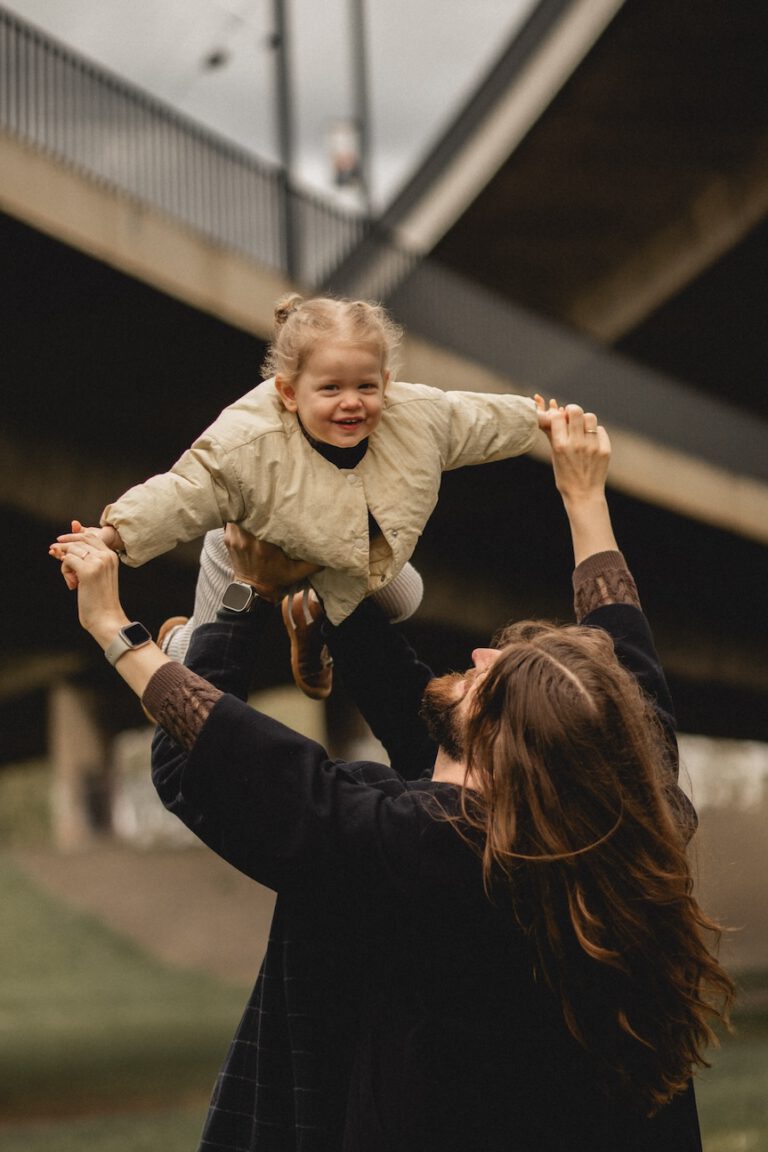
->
[57,519,124,550]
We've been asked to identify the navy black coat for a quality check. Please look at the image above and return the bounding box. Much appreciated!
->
[151,592,702,1152]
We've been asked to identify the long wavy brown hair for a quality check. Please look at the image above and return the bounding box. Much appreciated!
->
[455,619,734,1116]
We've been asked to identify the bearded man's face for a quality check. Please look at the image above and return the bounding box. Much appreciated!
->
[419,672,470,763]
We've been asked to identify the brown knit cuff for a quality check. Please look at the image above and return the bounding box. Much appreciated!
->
[142,662,223,751]
[573,551,641,622]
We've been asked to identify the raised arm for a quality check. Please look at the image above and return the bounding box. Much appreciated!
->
[48,533,176,697]
[543,405,689,830]
[50,528,423,891]
[544,403,617,565]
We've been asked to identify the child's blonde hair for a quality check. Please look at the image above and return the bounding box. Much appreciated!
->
[261,294,403,384]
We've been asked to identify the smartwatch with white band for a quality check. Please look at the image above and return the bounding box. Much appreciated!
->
[104,621,152,666]
[221,580,267,613]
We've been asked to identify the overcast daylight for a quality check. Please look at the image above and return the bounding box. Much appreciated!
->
[3,0,539,207]
[2,1,768,1148]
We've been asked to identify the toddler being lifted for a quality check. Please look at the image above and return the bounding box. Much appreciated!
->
[59,294,541,696]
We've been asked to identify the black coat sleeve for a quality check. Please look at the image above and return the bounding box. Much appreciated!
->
[582,603,676,741]
[581,602,697,838]
[151,612,424,894]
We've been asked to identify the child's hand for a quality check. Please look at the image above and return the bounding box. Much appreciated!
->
[50,521,124,589]
[55,520,124,550]
[535,394,564,433]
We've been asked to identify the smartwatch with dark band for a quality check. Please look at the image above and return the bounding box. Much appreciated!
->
[104,621,152,666]
[221,580,267,613]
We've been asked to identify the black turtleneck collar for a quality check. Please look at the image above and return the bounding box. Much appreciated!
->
[298,417,369,469]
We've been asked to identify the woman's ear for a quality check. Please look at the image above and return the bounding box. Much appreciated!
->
[275,375,298,412]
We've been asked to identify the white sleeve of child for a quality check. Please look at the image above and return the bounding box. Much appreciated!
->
[101,439,245,566]
[440,391,539,471]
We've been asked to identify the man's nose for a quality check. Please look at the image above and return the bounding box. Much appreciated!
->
[472,647,497,670]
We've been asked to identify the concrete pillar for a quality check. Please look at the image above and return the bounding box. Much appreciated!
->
[250,685,329,747]
[48,681,111,851]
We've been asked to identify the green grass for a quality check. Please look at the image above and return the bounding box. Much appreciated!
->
[0,854,247,1122]
[1,849,767,1150]
[0,1107,205,1152]
[696,1005,768,1151]
[0,761,52,846]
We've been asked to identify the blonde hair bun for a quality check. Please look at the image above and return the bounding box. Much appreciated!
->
[274,293,304,330]
[262,294,403,384]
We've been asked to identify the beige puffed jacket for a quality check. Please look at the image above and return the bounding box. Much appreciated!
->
[102,378,538,624]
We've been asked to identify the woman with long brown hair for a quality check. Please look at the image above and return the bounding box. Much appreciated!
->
[453,617,731,1118]
[52,403,733,1150]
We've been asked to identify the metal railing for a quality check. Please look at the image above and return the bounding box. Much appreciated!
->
[0,4,367,286]
[2,5,765,484]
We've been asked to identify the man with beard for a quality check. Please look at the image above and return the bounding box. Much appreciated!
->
[52,405,732,1152]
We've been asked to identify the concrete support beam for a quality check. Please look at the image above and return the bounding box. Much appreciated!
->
[3,330,768,551]
[48,681,111,851]
[416,562,768,698]
[595,425,768,549]
[250,685,328,748]
[567,151,768,342]
[402,334,768,548]
[332,0,626,300]
[0,653,85,704]
[3,132,766,549]
[0,131,291,341]
[394,0,627,255]
[0,427,139,528]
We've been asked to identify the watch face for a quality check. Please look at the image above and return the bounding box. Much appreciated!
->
[123,621,152,646]
[222,582,253,612]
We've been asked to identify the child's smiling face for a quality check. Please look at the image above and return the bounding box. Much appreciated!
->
[276,339,389,448]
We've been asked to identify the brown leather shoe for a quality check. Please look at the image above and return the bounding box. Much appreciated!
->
[281,589,333,700]
[157,615,189,653]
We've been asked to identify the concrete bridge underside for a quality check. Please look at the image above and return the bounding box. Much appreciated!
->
[2,142,768,762]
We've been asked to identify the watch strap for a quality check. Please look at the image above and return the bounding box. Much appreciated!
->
[104,622,152,667]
